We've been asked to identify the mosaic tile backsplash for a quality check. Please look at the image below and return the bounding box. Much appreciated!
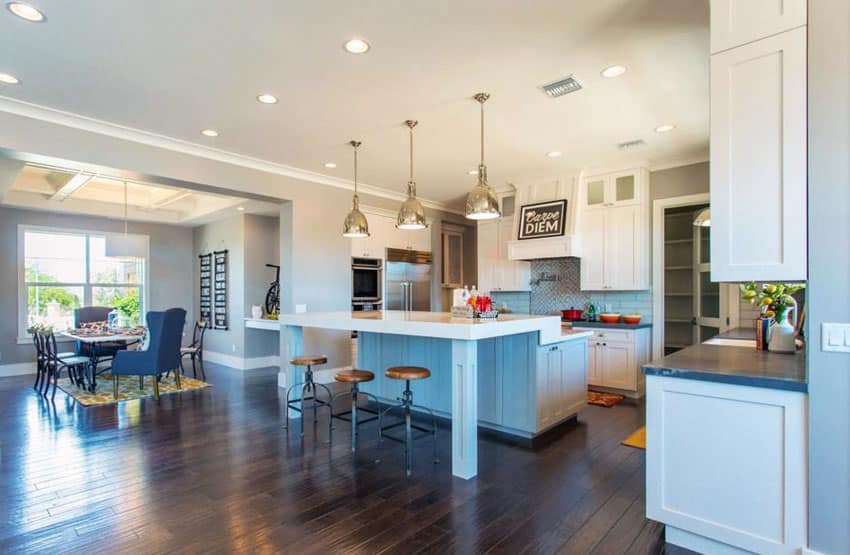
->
[492,257,653,322]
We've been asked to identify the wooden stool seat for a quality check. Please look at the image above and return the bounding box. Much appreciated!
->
[385,366,431,381]
[335,369,375,383]
[291,355,327,366]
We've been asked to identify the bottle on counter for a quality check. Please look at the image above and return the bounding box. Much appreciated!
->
[585,303,597,322]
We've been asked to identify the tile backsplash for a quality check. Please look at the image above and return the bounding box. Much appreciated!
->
[493,257,653,321]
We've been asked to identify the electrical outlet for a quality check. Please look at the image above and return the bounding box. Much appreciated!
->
[295,304,307,313]
[231,344,237,353]
[821,323,850,352]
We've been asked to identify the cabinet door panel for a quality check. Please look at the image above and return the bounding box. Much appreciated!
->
[477,220,499,293]
[601,341,635,391]
[561,340,588,412]
[580,213,607,290]
[606,205,641,290]
[710,28,807,281]
[587,342,602,386]
[710,0,806,54]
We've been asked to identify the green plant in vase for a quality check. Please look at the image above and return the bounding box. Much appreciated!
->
[739,282,805,323]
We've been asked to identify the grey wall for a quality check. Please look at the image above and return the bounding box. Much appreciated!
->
[649,161,709,201]
[807,1,850,552]
[0,205,194,365]
[243,214,280,358]
[193,215,245,357]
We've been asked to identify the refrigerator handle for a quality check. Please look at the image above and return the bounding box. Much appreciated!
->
[408,281,413,311]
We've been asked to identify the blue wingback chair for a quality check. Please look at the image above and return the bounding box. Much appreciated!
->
[111,308,186,400]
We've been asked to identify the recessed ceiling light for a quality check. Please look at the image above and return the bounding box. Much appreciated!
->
[654,124,676,133]
[343,38,370,54]
[467,169,478,175]
[600,65,627,78]
[257,93,278,104]
[0,72,20,84]
[324,162,337,169]
[546,151,562,159]
[5,2,45,22]
[201,129,219,137]
[236,206,245,211]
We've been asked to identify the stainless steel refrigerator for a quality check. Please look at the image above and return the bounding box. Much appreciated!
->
[385,248,432,311]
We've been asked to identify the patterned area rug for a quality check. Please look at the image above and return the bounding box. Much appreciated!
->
[57,373,210,406]
[622,426,646,449]
[587,390,625,407]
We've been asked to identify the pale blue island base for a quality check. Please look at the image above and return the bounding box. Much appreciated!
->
[270,311,591,479]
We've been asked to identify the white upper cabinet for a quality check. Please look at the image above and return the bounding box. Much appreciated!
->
[477,211,531,294]
[710,0,807,54]
[580,169,643,210]
[710,26,807,281]
[578,168,649,290]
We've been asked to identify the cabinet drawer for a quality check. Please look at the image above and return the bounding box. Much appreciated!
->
[575,328,634,343]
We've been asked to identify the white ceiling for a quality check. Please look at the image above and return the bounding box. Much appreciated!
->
[0,0,709,210]
[2,162,281,225]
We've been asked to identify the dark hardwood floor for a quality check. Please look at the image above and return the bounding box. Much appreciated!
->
[0,363,666,554]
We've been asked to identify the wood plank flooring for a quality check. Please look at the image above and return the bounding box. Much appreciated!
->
[0,363,667,554]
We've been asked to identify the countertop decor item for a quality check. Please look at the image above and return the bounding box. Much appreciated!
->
[561,308,583,321]
[599,313,621,324]
[622,314,642,325]
[464,93,501,220]
[739,282,805,352]
[396,120,428,230]
[251,305,262,319]
[342,140,370,238]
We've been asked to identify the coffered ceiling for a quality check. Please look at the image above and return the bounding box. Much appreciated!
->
[0,0,709,210]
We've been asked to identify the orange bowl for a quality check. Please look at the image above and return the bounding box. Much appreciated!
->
[622,314,642,325]
[599,313,621,324]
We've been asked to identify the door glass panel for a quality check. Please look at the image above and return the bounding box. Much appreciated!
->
[586,180,605,206]
[615,175,635,202]
[699,271,720,318]
[699,226,710,264]
[445,234,462,285]
[501,195,515,217]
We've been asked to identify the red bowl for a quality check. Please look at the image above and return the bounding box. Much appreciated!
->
[599,313,621,324]
[622,315,642,325]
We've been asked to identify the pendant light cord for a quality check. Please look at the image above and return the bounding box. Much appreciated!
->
[480,100,485,166]
[123,181,128,235]
[409,124,414,183]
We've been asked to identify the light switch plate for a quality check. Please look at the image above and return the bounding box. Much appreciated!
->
[295,304,307,313]
[821,323,850,352]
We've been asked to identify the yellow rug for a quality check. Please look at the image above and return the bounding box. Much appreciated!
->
[622,426,646,449]
[57,372,210,406]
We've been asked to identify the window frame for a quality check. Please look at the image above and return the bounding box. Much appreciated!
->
[17,224,150,343]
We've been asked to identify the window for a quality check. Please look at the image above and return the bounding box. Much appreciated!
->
[19,226,147,336]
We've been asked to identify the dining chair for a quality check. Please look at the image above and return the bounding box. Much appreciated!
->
[42,330,90,401]
[180,320,208,381]
[111,308,186,400]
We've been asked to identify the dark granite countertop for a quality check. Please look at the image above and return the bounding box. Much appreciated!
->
[642,329,807,393]
[567,320,653,330]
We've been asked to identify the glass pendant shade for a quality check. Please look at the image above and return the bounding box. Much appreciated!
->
[465,93,501,220]
[396,120,428,230]
[693,207,711,227]
[342,140,370,238]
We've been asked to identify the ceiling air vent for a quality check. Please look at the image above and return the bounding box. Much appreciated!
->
[541,76,582,98]
[617,139,646,150]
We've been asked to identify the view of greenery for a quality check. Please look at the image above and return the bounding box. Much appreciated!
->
[26,268,81,315]
[27,268,141,326]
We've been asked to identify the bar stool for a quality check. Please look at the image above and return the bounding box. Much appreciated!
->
[380,366,439,476]
[331,369,382,452]
[284,355,333,440]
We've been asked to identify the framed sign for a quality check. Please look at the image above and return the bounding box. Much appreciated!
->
[517,199,567,240]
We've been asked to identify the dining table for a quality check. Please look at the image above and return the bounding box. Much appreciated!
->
[61,327,146,391]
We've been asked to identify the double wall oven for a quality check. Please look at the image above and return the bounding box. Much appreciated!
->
[351,257,382,311]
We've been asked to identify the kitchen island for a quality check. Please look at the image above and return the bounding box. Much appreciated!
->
[264,311,591,479]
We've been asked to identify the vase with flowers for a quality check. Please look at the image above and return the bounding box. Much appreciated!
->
[739,283,805,353]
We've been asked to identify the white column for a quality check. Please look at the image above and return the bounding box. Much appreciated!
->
[451,339,478,479]
[281,325,303,418]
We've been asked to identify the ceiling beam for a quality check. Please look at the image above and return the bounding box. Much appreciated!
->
[48,171,94,201]
[149,189,193,209]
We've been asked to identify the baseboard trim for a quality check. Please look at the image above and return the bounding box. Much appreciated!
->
[0,362,36,377]
[802,548,827,555]
[201,350,280,371]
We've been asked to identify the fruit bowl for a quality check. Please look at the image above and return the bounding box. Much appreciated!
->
[599,313,621,324]
[622,313,642,325]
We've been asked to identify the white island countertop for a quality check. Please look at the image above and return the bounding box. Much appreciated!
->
[246,311,589,344]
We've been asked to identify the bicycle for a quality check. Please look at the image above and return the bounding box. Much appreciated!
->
[265,264,280,315]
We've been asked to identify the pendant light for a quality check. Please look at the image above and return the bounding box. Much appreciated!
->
[396,119,428,230]
[342,140,370,238]
[105,181,146,259]
[693,208,711,227]
[465,92,501,220]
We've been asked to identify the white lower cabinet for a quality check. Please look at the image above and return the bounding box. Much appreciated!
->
[577,327,650,397]
[535,339,588,431]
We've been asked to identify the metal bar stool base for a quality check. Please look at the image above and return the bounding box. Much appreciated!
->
[283,364,333,442]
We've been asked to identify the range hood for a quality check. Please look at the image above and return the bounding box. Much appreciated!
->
[506,176,581,261]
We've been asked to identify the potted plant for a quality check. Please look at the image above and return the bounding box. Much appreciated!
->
[739,283,805,352]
